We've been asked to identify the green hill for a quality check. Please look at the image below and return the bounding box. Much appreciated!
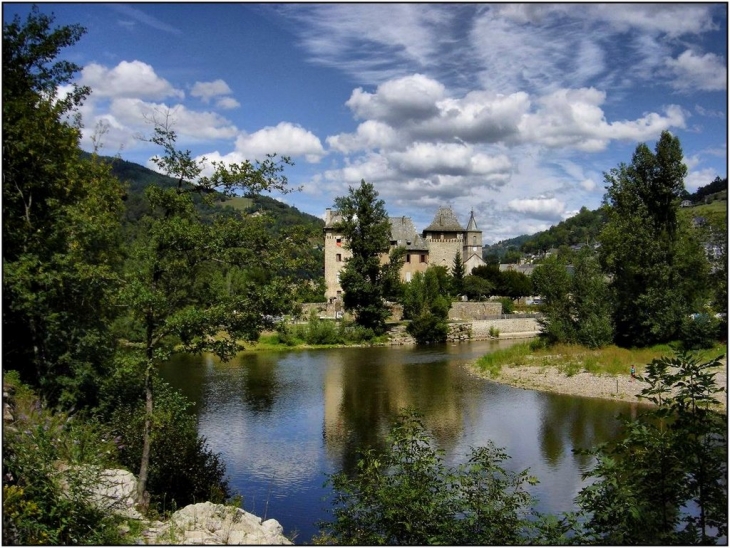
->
[91,153,325,285]
[484,177,726,261]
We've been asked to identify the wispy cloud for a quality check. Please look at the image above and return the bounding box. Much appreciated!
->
[110,5,182,35]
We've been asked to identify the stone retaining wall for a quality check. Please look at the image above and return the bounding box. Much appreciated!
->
[448,301,502,320]
[470,318,541,339]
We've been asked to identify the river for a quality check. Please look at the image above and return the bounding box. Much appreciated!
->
[159,339,644,543]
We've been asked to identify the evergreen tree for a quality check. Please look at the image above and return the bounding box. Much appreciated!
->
[599,131,710,347]
[451,251,465,295]
[334,180,403,334]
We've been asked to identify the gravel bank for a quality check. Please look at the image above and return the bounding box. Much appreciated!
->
[468,358,727,412]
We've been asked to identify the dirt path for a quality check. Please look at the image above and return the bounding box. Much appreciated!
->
[467,358,727,412]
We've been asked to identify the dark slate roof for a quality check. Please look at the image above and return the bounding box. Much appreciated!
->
[424,206,464,232]
[389,216,429,251]
[466,210,478,231]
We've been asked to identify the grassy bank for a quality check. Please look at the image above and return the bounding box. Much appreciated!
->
[243,329,391,352]
[475,340,727,378]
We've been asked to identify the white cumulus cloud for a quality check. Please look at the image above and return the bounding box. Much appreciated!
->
[665,50,727,92]
[81,61,184,100]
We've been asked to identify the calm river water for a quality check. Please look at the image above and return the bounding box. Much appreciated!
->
[159,339,643,543]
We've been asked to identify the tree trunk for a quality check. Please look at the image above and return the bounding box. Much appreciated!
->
[136,361,153,510]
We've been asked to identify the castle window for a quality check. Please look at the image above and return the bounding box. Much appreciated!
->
[336,253,342,262]
[473,235,476,244]
[406,254,411,263]
[420,254,427,263]
[336,237,342,247]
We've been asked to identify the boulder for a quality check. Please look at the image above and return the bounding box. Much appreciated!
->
[143,501,292,545]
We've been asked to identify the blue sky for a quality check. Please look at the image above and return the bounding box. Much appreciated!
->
[5,3,727,242]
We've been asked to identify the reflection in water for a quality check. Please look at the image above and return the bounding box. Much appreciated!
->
[159,341,641,543]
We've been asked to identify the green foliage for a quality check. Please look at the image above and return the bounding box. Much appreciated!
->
[320,410,559,545]
[276,314,377,346]
[576,351,727,544]
[2,374,126,545]
[687,176,727,203]
[519,206,607,255]
[462,274,493,301]
[497,297,514,314]
[407,313,449,345]
[532,249,613,348]
[680,314,724,351]
[451,251,466,295]
[334,180,401,334]
[531,255,576,345]
[599,131,710,347]
[499,269,533,300]
[102,369,231,511]
[403,267,452,344]
[3,8,126,409]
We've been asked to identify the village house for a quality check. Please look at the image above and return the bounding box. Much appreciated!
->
[324,206,486,301]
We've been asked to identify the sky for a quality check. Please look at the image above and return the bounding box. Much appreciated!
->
[5,2,728,243]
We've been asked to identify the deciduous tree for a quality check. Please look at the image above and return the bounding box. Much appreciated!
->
[122,116,302,505]
[333,180,403,334]
[3,8,125,408]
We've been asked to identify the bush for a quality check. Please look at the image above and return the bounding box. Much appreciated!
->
[320,410,571,545]
[576,352,727,544]
[106,374,231,512]
[498,297,515,314]
[407,312,448,344]
[680,314,721,350]
[2,372,127,545]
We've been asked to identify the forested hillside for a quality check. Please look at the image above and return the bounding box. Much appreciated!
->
[97,153,324,232]
[98,153,325,284]
[485,177,726,260]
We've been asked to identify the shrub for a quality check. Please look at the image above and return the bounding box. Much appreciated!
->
[2,372,127,545]
[106,374,231,512]
[407,312,448,344]
[680,314,721,350]
[319,410,565,545]
[576,352,727,544]
[498,297,514,314]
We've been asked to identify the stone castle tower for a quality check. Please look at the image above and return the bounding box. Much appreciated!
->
[323,206,484,301]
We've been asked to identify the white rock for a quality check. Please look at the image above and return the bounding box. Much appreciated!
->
[145,502,292,545]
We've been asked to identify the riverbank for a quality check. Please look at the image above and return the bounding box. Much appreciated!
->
[467,353,727,412]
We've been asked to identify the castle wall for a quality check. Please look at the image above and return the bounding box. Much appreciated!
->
[424,238,462,270]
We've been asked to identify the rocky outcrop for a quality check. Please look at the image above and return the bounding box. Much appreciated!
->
[141,502,292,545]
[56,466,289,544]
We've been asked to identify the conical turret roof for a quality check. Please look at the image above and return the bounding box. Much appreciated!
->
[466,209,478,231]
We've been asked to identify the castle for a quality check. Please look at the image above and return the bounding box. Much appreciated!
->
[324,206,486,301]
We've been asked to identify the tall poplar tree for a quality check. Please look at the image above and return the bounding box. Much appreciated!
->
[599,131,709,347]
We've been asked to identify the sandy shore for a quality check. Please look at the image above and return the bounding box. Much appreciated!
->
[467,358,727,412]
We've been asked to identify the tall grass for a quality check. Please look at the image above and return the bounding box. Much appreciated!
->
[474,341,726,378]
